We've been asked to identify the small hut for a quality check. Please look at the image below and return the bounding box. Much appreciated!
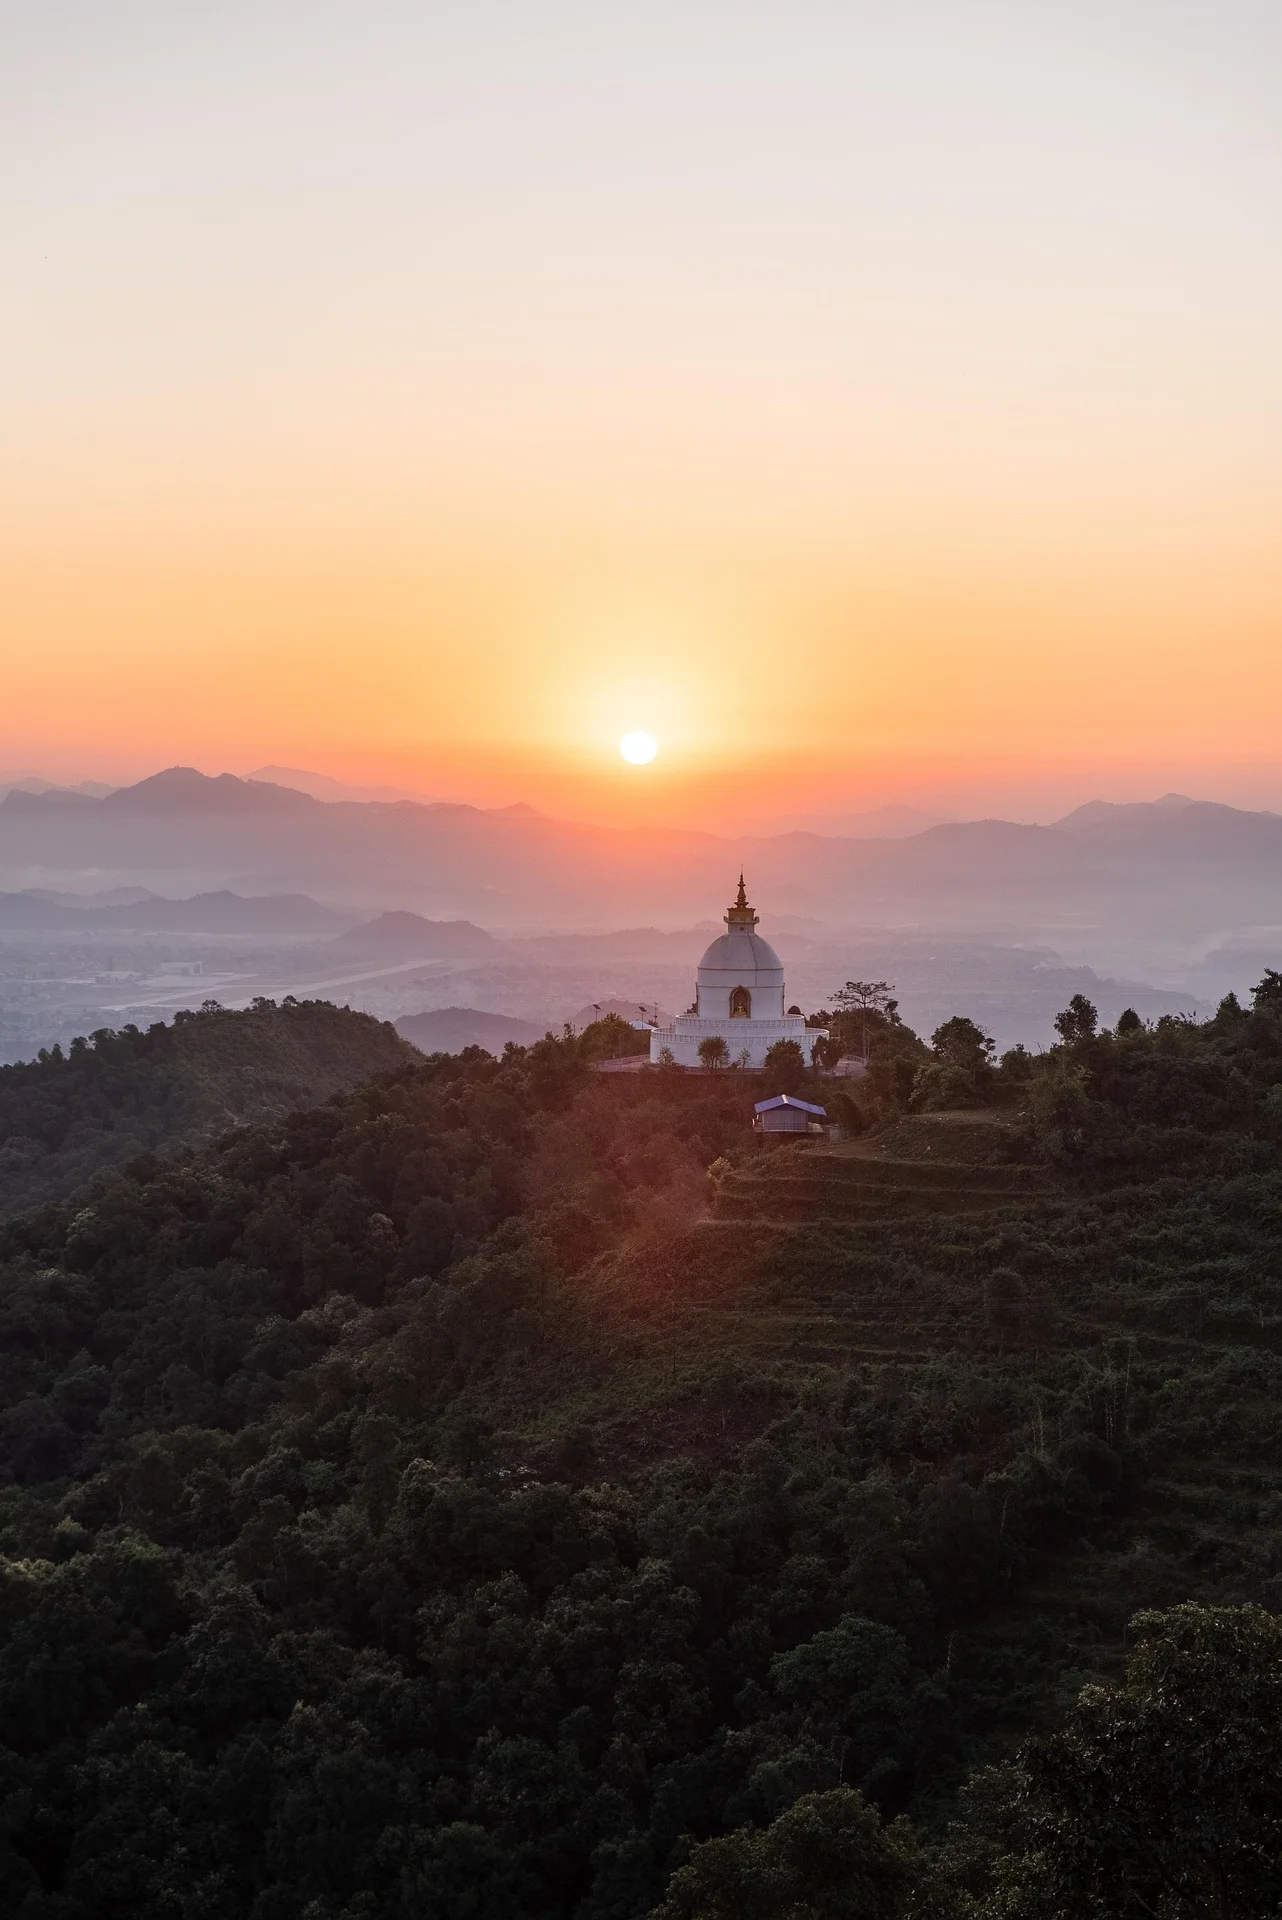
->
[753,1094,829,1136]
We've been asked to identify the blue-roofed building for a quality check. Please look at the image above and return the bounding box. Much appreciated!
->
[753,1093,829,1135]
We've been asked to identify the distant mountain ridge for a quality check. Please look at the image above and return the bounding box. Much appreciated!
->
[0,887,350,935]
[331,911,494,959]
[249,765,442,805]
[93,890,349,934]
[742,803,951,838]
[1047,795,1282,851]
[0,776,115,801]
[23,886,157,908]
[98,768,317,815]
[1053,793,1202,830]
[4,768,1282,963]
[396,1006,545,1055]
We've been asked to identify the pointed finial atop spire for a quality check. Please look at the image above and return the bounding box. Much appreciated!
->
[725,873,758,932]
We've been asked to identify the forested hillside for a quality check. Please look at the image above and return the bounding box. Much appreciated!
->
[2,996,1282,1915]
[0,1000,417,1215]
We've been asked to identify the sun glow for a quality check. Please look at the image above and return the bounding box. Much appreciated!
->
[619,731,658,765]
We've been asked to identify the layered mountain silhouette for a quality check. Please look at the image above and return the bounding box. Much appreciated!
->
[98,768,316,815]
[3,769,1281,965]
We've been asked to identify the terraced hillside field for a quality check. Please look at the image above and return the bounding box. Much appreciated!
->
[492,1107,1282,1720]
[710,1113,1053,1228]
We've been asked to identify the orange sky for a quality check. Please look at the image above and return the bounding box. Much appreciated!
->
[5,3,1282,828]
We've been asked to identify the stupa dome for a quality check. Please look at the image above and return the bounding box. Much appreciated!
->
[696,928,785,984]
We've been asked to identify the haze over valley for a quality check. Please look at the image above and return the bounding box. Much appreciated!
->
[6,764,1276,1062]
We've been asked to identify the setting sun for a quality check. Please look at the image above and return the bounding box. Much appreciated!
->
[619,731,658,766]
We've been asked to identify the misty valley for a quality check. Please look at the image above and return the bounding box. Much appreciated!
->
[3,767,1267,1068]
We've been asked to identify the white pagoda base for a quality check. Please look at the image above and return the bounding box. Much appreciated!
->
[648,1012,820,1070]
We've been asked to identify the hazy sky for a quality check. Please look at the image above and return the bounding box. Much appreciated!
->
[5,2,1282,823]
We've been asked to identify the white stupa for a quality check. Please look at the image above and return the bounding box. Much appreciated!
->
[649,876,824,1069]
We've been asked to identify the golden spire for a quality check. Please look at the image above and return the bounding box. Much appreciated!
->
[726,873,758,931]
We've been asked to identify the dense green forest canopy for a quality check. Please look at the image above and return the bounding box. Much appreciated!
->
[2,985,1282,1915]
[0,999,417,1216]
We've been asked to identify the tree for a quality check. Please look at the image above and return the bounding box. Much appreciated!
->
[999,1042,1033,1086]
[1029,1058,1093,1160]
[1011,1604,1282,1918]
[825,975,898,1067]
[1252,969,1282,1014]
[982,1268,1027,1351]
[1054,994,1098,1046]
[650,1788,923,1919]
[526,1031,590,1106]
[761,1039,808,1095]
[913,1017,995,1110]
[828,1089,867,1137]
[1115,1006,1143,1036]
[579,1012,649,1061]
[698,1035,730,1070]
[769,1614,912,1778]
[931,1017,994,1074]
[831,981,898,1064]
